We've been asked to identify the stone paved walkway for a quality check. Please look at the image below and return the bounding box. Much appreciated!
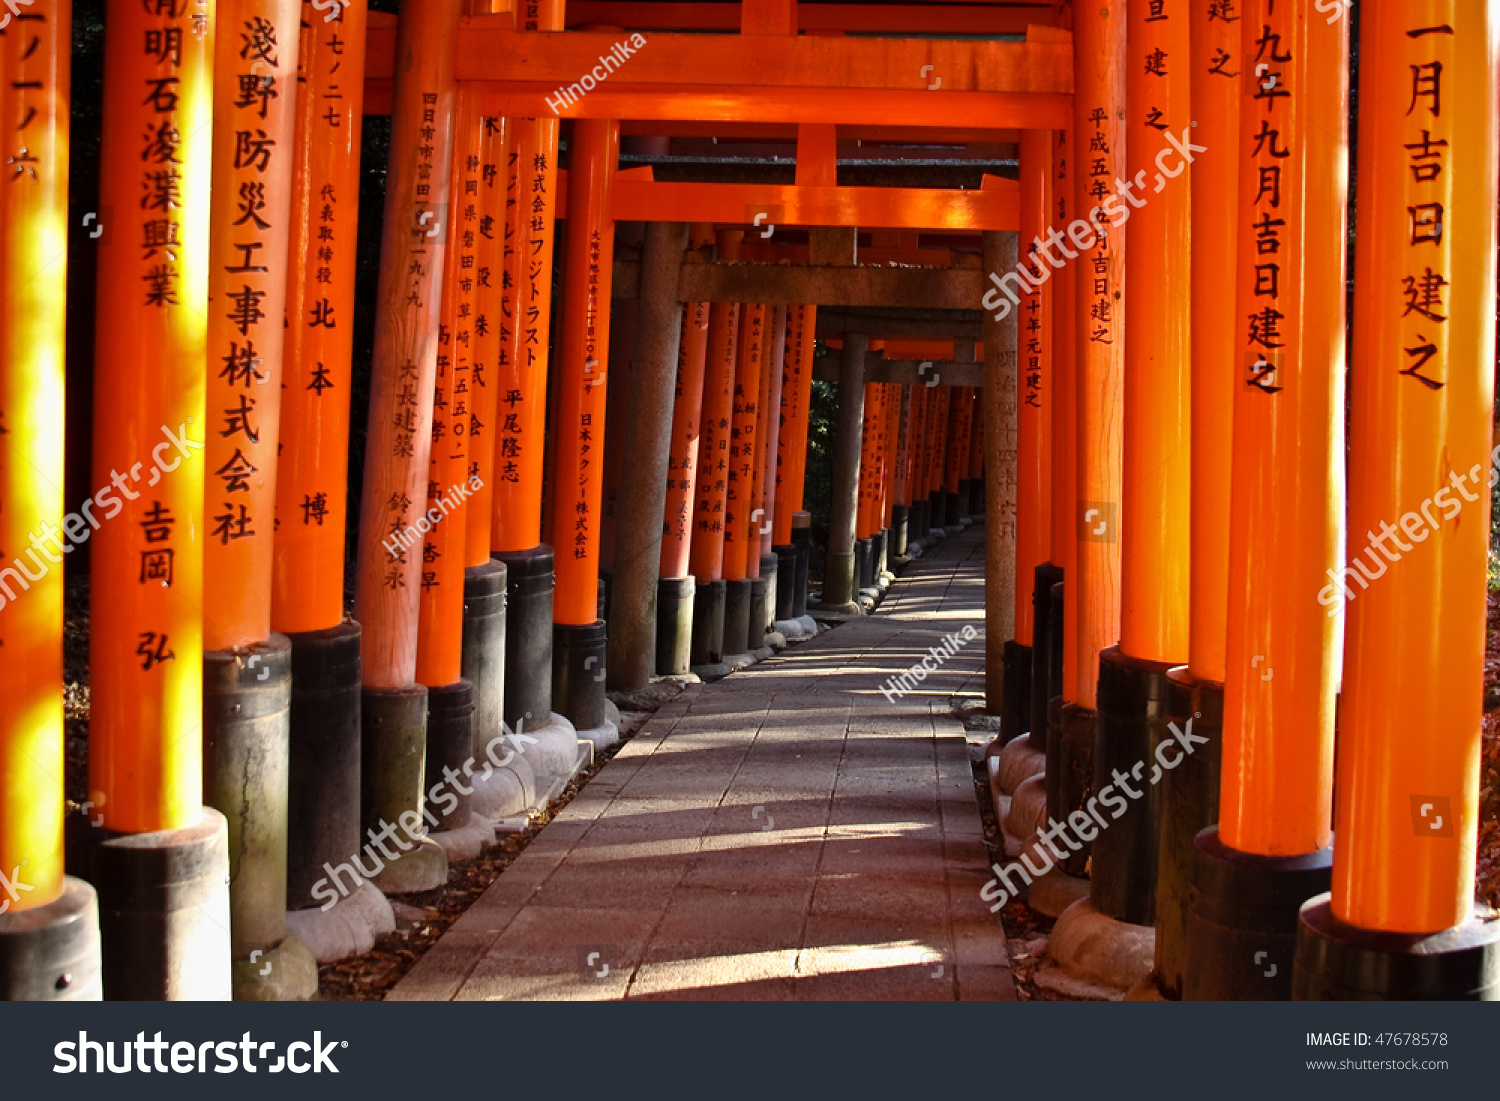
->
[391,525,1012,1000]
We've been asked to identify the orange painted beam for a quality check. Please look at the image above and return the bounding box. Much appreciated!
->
[1335,1,1497,934]
[613,175,1020,231]
[564,3,1054,35]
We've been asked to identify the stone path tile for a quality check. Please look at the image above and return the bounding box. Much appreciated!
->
[390,526,1012,1002]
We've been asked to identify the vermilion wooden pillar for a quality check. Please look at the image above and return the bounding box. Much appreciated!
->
[1298,0,1500,999]
[351,0,465,895]
[85,0,230,1000]
[550,116,618,731]
[274,0,375,930]
[1184,0,1347,1001]
[722,302,766,653]
[490,0,562,740]
[0,0,70,926]
[686,231,743,668]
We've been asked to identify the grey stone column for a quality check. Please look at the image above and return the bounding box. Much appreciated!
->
[606,221,689,689]
[819,330,868,611]
[983,231,1019,712]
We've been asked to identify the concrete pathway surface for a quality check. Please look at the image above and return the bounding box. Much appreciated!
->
[390,525,1013,1000]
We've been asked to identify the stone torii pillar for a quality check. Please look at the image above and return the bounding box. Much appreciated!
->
[816,331,868,614]
[0,0,104,1002]
[606,219,689,690]
[78,0,231,1000]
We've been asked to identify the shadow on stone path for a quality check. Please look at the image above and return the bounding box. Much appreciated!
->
[390,525,1013,1001]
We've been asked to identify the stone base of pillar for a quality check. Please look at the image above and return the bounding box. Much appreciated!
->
[462,561,508,756]
[68,808,233,1000]
[1184,826,1331,1001]
[1029,564,1064,754]
[361,684,448,895]
[285,878,395,964]
[855,536,874,590]
[723,578,754,658]
[1000,641,1031,744]
[1153,671,1223,1001]
[0,877,101,1001]
[873,529,889,579]
[891,505,910,560]
[1091,646,1178,928]
[423,680,476,833]
[928,489,947,532]
[773,545,798,620]
[955,479,972,520]
[553,620,609,733]
[969,477,985,517]
[596,571,610,625]
[1029,864,1093,919]
[655,576,696,676]
[945,490,963,527]
[747,574,771,653]
[1293,895,1500,1001]
[690,577,728,672]
[1046,701,1096,878]
[791,512,813,617]
[1038,898,1156,1000]
[286,621,363,913]
[204,635,315,1001]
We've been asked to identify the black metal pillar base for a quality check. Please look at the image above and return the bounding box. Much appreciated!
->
[873,530,888,577]
[691,577,727,666]
[553,620,608,731]
[956,479,971,519]
[1045,700,1095,878]
[970,476,985,517]
[945,490,963,524]
[1183,826,1331,1001]
[596,571,610,624]
[462,561,507,754]
[286,621,363,911]
[423,680,476,832]
[790,514,813,617]
[1048,581,1065,701]
[68,808,232,1000]
[656,576,696,675]
[891,504,910,559]
[0,877,102,1001]
[913,498,930,539]
[358,685,447,895]
[773,546,798,620]
[1001,641,1032,744]
[855,536,874,589]
[747,575,770,650]
[494,545,554,729]
[1153,670,1223,1000]
[928,489,946,531]
[1293,896,1500,1001]
[723,578,753,656]
[1091,646,1177,927]
[1030,563,1063,753]
[758,553,779,634]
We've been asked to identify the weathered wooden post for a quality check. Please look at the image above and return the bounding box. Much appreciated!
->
[79,0,231,1000]
[1184,0,1346,1000]
[1295,0,1500,1000]
[817,330,867,614]
[0,0,104,1002]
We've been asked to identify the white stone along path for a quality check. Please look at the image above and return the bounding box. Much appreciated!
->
[391,526,1013,1000]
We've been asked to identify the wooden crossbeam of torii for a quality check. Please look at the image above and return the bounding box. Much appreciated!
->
[362,17,1073,128]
